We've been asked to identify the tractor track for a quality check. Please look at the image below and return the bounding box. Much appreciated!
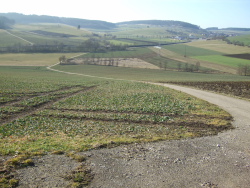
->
[0,86,95,126]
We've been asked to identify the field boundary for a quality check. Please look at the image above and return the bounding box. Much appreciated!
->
[150,47,237,74]
[47,62,137,82]
[5,30,34,46]
[0,86,95,126]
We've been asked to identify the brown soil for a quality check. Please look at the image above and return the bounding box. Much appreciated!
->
[167,81,250,100]
[224,53,250,60]
[70,58,160,69]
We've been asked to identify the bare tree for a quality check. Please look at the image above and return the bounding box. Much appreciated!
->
[238,64,250,76]
[195,62,200,72]
[164,62,168,71]
[59,55,66,64]
[177,62,182,71]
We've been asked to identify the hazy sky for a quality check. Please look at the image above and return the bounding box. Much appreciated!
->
[1,0,249,28]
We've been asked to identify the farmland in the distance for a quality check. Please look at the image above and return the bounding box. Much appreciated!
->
[1,21,250,156]
[1,20,250,187]
[0,53,83,66]
[186,40,250,54]
[161,41,250,72]
[168,81,250,100]
[55,64,250,82]
[1,15,250,188]
[194,55,250,68]
[227,34,250,46]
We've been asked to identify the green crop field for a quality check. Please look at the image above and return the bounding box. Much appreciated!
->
[187,40,250,54]
[163,43,223,56]
[109,39,133,45]
[13,23,91,37]
[194,55,250,68]
[55,64,250,82]
[0,24,91,48]
[0,30,29,47]
[228,34,250,46]
[0,64,235,155]
[9,30,86,46]
[161,42,250,72]
[110,26,171,38]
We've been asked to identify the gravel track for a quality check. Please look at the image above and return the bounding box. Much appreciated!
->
[12,69,250,187]
[83,83,250,188]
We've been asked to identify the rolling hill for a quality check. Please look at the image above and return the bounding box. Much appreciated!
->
[117,20,200,30]
[0,13,116,30]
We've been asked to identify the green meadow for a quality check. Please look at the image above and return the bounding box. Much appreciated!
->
[228,34,250,46]
[0,29,29,47]
[55,64,250,82]
[194,55,250,68]
[163,43,223,56]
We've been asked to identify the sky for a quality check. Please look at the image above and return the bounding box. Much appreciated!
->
[1,0,249,29]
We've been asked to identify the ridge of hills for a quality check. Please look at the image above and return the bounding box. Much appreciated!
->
[0,12,202,31]
[1,12,250,32]
[117,20,200,30]
[0,13,116,30]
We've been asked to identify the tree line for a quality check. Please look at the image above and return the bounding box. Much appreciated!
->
[0,16,15,29]
[223,38,246,47]
[238,64,250,76]
[0,38,128,53]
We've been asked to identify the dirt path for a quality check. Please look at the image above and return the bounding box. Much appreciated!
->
[5,30,34,46]
[13,65,250,187]
[82,83,250,188]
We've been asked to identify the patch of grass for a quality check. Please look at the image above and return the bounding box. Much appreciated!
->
[186,40,250,54]
[0,151,46,188]
[0,177,19,188]
[163,43,223,56]
[0,66,100,94]
[5,155,34,168]
[194,55,250,68]
[228,34,250,46]
[67,152,86,162]
[55,64,250,82]
[0,29,29,47]
[64,164,93,188]
[14,23,91,37]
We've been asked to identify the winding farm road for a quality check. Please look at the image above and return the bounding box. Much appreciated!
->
[45,63,250,187]
[85,83,250,188]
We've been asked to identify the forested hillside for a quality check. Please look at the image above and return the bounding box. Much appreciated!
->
[117,20,201,30]
[0,16,15,29]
